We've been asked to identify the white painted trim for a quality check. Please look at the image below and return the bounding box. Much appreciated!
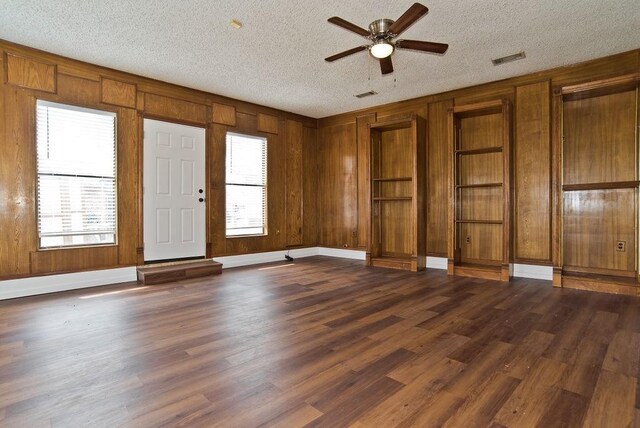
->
[215,247,319,269]
[0,249,554,300]
[426,256,448,270]
[513,263,553,281]
[317,247,366,260]
[0,267,137,300]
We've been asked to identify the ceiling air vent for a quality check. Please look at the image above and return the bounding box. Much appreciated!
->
[491,51,526,66]
[354,90,378,98]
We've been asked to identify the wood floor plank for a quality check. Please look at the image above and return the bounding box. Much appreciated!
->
[502,330,556,379]
[0,256,637,426]
[444,372,521,427]
[259,402,323,427]
[535,389,589,428]
[397,390,464,428]
[388,332,470,384]
[357,357,465,426]
[493,357,567,427]
[602,329,640,378]
[445,340,514,399]
[304,376,404,427]
[562,338,608,397]
[582,369,636,427]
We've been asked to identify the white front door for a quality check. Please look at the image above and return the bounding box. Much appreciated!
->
[143,119,206,261]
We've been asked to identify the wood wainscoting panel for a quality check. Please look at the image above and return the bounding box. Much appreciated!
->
[458,152,503,186]
[458,113,503,150]
[459,187,503,222]
[5,52,56,93]
[30,246,119,274]
[380,200,413,256]
[209,123,227,255]
[514,81,551,261]
[563,89,636,185]
[212,103,236,126]
[563,189,636,273]
[117,107,139,265]
[459,223,503,264]
[54,74,101,107]
[257,113,279,134]
[302,126,318,247]
[380,128,413,178]
[318,122,357,248]
[100,77,136,108]
[285,120,303,247]
[356,113,376,249]
[144,93,207,124]
[0,85,36,276]
[426,100,452,256]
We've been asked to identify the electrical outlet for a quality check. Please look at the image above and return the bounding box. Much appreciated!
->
[465,236,471,244]
[617,241,626,252]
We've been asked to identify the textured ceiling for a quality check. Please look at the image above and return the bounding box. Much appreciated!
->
[1,1,639,118]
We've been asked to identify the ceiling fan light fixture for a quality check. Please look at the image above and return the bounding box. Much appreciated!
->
[370,40,394,59]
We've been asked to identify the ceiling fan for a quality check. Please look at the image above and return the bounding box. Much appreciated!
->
[325,3,448,75]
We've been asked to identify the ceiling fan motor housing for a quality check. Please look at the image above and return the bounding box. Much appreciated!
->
[369,19,395,39]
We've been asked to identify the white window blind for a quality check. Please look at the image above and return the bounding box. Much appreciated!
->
[225,132,267,236]
[36,100,117,248]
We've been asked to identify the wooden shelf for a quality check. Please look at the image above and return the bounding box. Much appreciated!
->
[368,115,425,272]
[556,83,639,292]
[455,220,502,224]
[372,177,412,182]
[456,182,502,189]
[373,197,412,201]
[448,98,511,282]
[455,146,502,155]
[562,181,639,191]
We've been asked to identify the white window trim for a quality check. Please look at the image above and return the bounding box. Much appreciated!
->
[225,132,268,238]
[36,99,118,249]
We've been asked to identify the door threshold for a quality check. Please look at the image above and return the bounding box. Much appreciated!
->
[144,256,206,266]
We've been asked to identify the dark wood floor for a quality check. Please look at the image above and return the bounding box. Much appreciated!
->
[0,256,638,427]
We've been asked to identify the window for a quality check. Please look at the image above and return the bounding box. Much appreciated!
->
[225,132,267,236]
[36,100,117,248]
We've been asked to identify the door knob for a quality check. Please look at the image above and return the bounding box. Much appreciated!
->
[199,198,204,202]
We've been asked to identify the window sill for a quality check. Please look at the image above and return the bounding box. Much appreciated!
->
[37,243,118,252]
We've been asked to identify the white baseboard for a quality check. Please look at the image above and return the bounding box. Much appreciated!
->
[317,247,367,260]
[0,248,554,300]
[427,256,448,270]
[513,264,553,281]
[425,257,552,280]
[214,247,319,269]
[0,267,137,301]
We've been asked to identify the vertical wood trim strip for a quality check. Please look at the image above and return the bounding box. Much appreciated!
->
[447,107,455,273]
[551,89,564,285]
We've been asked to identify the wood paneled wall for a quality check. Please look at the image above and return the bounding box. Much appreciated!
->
[318,48,640,268]
[1,37,639,282]
[0,39,317,279]
[317,123,357,248]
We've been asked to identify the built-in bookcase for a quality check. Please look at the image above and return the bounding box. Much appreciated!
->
[553,74,640,295]
[448,99,512,281]
[366,116,426,271]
